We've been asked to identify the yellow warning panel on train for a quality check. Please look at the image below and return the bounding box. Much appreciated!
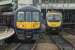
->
[16,22,40,29]
[47,22,61,27]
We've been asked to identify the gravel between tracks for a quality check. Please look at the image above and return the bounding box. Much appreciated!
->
[32,33,58,50]
[61,32,75,47]
[35,43,58,50]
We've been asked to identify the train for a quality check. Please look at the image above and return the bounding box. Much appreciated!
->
[46,11,62,34]
[15,5,42,40]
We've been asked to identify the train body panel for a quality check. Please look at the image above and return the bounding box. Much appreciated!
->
[47,21,62,27]
[16,22,40,29]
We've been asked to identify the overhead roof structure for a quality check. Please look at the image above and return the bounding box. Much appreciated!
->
[18,0,33,4]
[17,5,41,12]
[33,0,75,9]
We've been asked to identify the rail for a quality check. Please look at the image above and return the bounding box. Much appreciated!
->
[49,35,75,50]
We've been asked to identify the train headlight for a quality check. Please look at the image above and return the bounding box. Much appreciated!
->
[19,25,24,27]
[33,23,40,26]
[19,25,22,27]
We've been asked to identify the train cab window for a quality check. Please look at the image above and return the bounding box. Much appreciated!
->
[32,12,39,22]
[55,15,61,20]
[47,15,61,22]
[17,12,24,21]
[47,15,53,20]
[25,12,31,21]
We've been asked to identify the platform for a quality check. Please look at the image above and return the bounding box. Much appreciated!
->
[0,27,14,40]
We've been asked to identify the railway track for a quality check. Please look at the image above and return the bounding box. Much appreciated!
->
[4,32,75,50]
[14,43,34,50]
[9,38,39,50]
[11,32,40,50]
[61,31,75,48]
[31,33,58,50]
[64,29,75,35]
[4,40,37,50]
[49,34,75,50]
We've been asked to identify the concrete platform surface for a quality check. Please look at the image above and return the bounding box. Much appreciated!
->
[36,43,58,50]
[0,27,14,40]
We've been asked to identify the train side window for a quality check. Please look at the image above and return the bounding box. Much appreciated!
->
[32,12,39,22]
[17,12,24,21]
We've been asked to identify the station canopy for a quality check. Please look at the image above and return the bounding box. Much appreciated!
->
[40,0,75,9]
[18,0,33,4]
[42,0,75,3]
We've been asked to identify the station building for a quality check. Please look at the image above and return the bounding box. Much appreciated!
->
[33,0,75,29]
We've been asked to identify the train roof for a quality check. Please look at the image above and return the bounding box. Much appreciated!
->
[17,5,40,12]
[46,11,62,16]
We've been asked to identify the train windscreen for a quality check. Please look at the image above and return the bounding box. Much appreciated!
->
[32,12,39,22]
[47,15,61,22]
[25,12,39,22]
[25,12,32,22]
[17,12,24,22]
[17,12,39,22]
